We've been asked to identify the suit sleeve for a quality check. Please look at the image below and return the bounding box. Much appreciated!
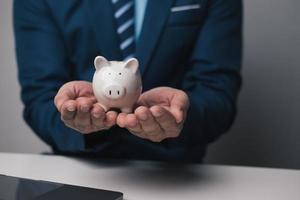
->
[181,0,243,143]
[13,0,86,152]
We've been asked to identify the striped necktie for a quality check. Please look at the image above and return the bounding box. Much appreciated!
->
[112,0,135,60]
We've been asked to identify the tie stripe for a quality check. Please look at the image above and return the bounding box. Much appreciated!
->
[117,18,134,34]
[121,36,134,50]
[114,1,133,18]
[112,0,135,60]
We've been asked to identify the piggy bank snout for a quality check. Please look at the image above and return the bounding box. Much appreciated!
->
[103,84,125,100]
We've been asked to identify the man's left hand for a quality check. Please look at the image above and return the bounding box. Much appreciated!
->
[116,87,189,142]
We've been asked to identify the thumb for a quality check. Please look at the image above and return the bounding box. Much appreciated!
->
[169,107,184,124]
[54,85,76,112]
[169,91,189,123]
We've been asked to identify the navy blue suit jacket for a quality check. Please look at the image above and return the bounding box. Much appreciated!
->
[14,0,242,162]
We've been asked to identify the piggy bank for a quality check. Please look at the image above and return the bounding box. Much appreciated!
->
[92,56,142,113]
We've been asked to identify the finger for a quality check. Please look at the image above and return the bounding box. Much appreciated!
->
[125,114,143,132]
[116,113,128,128]
[91,104,106,128]
[171,90,189,110]
[73,97,94,130]
[61,100,77,121]
[170,91,189,123]
[54,85,76,112]
[119,113,145,138]
[125,113,138,128]
[124,114,148,139]
[169,107,185,124]
[104,111,118,127]
[135,106,162,135]
[150,106,179,138]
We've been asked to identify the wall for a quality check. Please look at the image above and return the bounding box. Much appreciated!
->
[0,0,299,168]
[205,0,300,169]
[0,0,50,153]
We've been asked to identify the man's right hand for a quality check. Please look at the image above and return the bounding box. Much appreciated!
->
[54,81,117,134]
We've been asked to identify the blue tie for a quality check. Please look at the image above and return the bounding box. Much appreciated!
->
[112,0,135,60]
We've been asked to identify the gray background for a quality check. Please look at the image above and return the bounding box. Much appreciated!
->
[0,0,299,169]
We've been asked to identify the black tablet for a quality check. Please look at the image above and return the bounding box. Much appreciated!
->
[0,174,123,200]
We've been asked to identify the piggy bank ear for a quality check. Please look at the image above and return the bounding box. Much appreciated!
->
[94,56,109,71]
[124,58,139,74]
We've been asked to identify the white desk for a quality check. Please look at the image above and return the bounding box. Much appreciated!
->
[0,153,299,200]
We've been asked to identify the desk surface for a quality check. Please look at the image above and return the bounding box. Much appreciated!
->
[0,153,299,200]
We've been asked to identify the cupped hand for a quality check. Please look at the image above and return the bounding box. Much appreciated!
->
[116,87,190,142]
[54,81,117,134]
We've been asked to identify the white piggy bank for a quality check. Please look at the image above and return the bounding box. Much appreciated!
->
[92,56,142,113]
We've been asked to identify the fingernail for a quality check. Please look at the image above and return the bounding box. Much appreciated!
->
[67,106,75,112]
[81,105,89,112]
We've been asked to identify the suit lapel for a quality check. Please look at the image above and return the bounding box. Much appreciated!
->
[136,0,175,75]
[86,0,123,60]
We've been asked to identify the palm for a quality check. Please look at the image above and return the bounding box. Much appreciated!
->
[67,81,95,100]
[116,87,189,142]
[137,87,173,108]
[55,81,117,134]
[136,87,189,123]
